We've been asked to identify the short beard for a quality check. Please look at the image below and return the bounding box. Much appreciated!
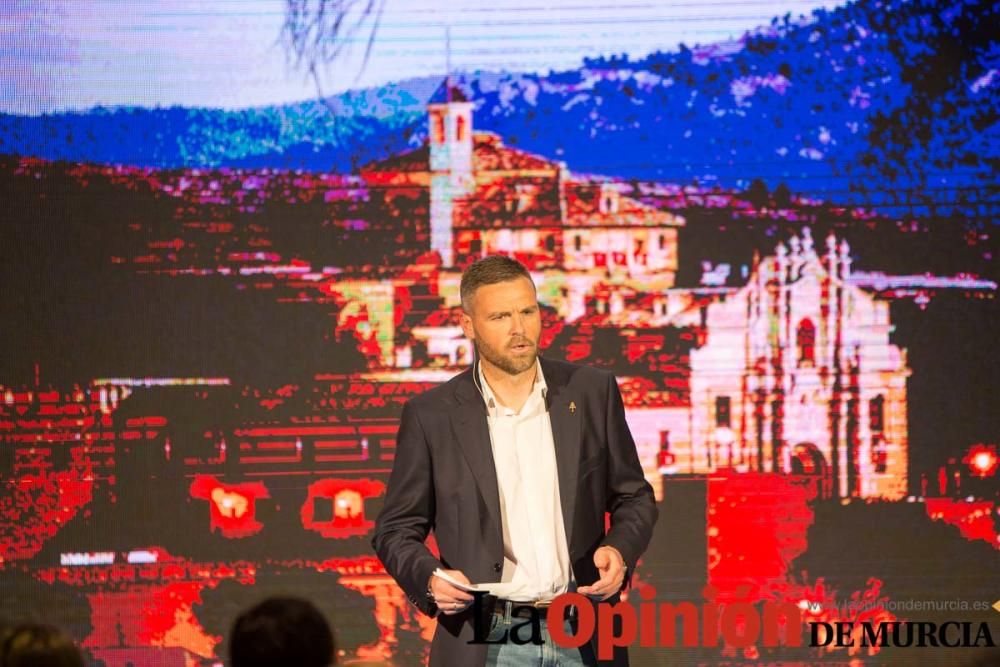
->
[474,338,537,376]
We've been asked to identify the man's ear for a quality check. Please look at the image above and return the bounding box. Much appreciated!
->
[460,311,474,340]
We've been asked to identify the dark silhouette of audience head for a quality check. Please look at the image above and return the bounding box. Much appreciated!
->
[230,596,336,667]
[0,623,84,667]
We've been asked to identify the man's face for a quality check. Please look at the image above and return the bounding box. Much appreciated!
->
[461,277,542,376]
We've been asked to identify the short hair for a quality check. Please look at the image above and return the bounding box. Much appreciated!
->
[230,597,335,667]
[460,255,534,313]
[0,623,84,667]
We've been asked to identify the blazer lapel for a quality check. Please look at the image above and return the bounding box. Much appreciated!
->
[541,357,581,550]
[451,372,502,532]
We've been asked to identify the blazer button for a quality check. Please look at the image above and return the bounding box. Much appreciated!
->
[493,562,501,573]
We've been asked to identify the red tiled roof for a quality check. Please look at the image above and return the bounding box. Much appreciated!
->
[362,133,558,175]
[564,182,680,228]
[455,177,562,228]
[452,177,681,229]
[472,133,555,172]
[362,133,680,229]
[429,81,469,104]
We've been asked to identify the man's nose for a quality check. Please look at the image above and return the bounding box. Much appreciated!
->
[509,312,526,334]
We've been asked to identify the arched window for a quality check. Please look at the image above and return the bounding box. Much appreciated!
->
[871,434,887,474]
[715,396,731,428]
[796,318,816,366]
[869,394,885,433]
[432,112,445,144]
[456,114,466,142]
[599,192,618,213]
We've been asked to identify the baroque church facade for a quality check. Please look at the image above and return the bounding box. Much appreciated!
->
[685,230,909,499]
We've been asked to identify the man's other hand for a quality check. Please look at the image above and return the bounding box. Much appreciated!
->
[576,546,626,601]
[429,569,474,615]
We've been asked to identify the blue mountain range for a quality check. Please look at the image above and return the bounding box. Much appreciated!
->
[1,0,995,221]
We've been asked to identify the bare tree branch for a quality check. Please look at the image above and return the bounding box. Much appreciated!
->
[281,0,386,112]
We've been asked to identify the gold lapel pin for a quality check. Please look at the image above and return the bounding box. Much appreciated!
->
[569,401,577,413]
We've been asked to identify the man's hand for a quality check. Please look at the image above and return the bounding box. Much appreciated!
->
[428,570,474,615]
[576,546,626,601]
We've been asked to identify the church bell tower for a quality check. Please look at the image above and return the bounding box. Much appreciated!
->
[427,80,474,267]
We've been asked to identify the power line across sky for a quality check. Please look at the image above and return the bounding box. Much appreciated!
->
[4,0,844,114]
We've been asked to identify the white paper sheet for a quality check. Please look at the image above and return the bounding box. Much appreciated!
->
[432,568,524,599]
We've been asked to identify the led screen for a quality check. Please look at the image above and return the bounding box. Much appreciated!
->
[1,1,997,665]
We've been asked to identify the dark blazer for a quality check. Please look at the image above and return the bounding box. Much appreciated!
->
[372,356,658,666]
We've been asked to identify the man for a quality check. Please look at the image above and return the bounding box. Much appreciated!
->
[373,256,657,666]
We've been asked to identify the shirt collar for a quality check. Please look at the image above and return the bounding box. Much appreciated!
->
[477,356,547,416]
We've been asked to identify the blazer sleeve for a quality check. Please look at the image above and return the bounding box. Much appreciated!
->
[600,371,658,584]
[371,400,443,616]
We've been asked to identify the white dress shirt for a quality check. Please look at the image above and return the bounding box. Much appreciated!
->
[477,358,573,602]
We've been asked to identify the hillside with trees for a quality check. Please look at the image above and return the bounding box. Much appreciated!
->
[1,0,995,222]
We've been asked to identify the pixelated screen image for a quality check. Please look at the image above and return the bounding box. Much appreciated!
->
[1,1,997,665]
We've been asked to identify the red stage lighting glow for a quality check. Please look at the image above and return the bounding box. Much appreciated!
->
[965,444,998,478]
